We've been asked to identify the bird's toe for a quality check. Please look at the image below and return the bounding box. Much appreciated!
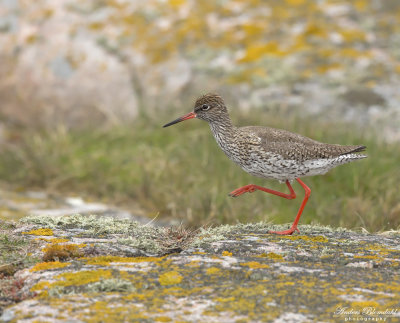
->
[269,227,299,235]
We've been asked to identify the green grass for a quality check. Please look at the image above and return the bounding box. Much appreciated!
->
[0,109,399,232]
[0,222,40,278]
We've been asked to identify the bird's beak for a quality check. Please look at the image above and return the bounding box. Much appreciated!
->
[163,111,197,128]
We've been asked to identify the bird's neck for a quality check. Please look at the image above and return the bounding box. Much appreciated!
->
[209,114,234,133]
[208,115,236,147]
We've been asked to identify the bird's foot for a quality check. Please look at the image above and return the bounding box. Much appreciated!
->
[228,185,256,197]
[269,226,300,235]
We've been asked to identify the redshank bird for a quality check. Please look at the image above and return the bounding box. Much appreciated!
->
[163,94,367,235]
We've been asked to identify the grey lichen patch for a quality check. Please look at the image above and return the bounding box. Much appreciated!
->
[86,279,135,293]
[119,222,198,255]
[208,221,350,236]
[20,214,168,255]
[16,215,360,257]
[48,286,75,298]
[48,278,136,297]
[118,236,162,255]
[20,214,139,234]
[192,222,352,248]
[17,215,203,259]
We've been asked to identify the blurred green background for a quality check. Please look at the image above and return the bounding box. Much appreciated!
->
[0,0,399,231]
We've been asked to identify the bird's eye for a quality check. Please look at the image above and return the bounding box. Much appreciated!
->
[202,104,211,111]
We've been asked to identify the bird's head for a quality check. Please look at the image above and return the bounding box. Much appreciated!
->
[163,93,227,128]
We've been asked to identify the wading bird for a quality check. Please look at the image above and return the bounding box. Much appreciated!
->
[163,94,366,235]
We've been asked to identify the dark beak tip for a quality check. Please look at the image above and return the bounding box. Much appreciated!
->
[162,111,196,129]
[162,120,178,128]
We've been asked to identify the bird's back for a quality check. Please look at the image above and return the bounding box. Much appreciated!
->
[228,126,366,182]
[238,126,366,161]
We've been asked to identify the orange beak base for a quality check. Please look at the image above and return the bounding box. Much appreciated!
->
[163,111,197,128]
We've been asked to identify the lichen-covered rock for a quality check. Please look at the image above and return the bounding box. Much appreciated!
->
[1,1,400,139]
[1,214,399,322]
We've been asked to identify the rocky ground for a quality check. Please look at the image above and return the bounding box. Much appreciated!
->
[1,212,399,322]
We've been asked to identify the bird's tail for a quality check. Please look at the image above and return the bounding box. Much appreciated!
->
[342,153,367,160]
[341,145,367,158]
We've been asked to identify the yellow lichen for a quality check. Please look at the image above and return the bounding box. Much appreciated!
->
[274,281,296,289]
[84,255,165,266]
[206,267,221,275]
[215,297,256,313]
[185,260,200,267]
[222,251,232,256]
[215,296,235,303]
[350,301,381,308]
[256,252,284,260]
[36,237,70,243]
[42,243,83,261]
[81,301,148,322]
[22,228,54,236]
[354,255,382,260]
[159,271,183,286]
[270,252,283,260]
[280,235,329,243]
[155,316,172,322]
[240,262,270,269]
[30,261,71,272]
[54,269,113,287]
[30,281,51,292]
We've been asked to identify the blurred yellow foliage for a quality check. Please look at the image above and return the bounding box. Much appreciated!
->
[88,22,104,30]
[25,34,38,44]
[340,48,370,58]
[90,0,394,79]
[303,23,327,39]
[285,0,306,6]
[317,63,342,74]
[238,42,286,63]
[42,8,54,19]
[242,24,265,37]
[340,29,366,43]
[168,0,186,8]
[15,0,398,85]
[354,0,368,11]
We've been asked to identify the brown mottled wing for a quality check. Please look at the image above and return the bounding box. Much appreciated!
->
[240,126,366,161]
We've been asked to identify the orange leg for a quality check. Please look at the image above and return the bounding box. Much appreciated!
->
[228,180,296,199]
[269,179,311,235]
[229,179,311,235]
